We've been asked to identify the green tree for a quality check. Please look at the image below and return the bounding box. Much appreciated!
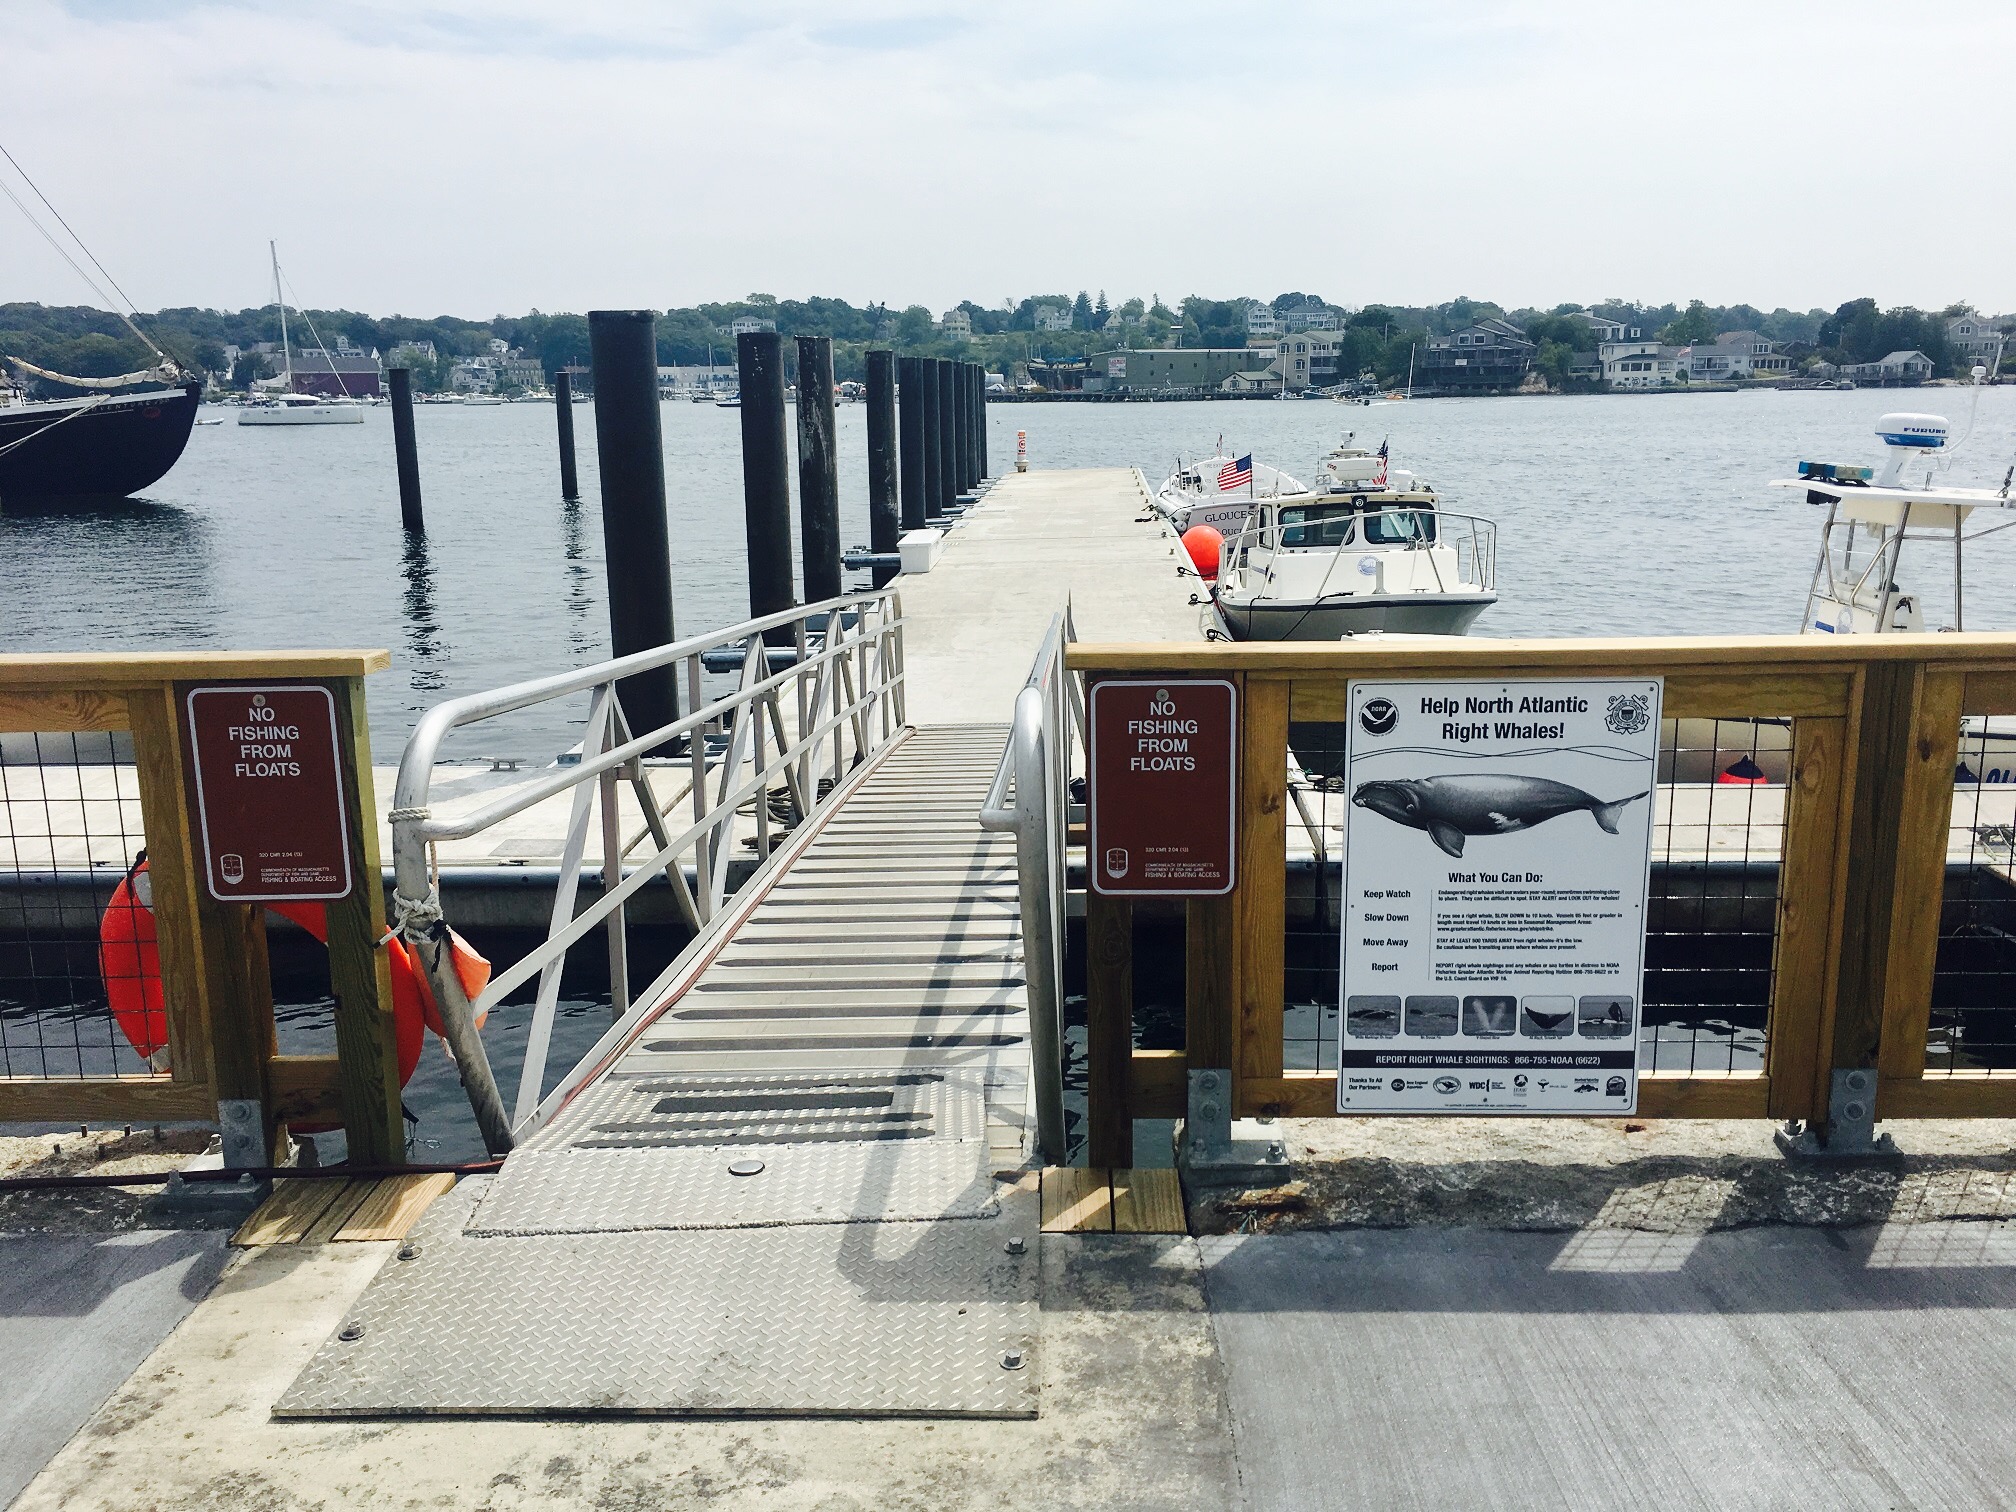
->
[1071,291,1094,330]
[895,305,935,346]
[1658,300,1717,346]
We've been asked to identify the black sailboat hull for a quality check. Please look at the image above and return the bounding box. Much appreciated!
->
[0,384,201,504]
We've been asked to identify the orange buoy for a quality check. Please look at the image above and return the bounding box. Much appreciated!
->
[1181,523,1225,582]
[1716,755,1768,785]
[95,860,485,1093]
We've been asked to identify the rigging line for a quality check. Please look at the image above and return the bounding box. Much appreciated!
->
[0,394,111,461]
[276,265,355,400]
[0,138,159,354]
[0,174,119,312]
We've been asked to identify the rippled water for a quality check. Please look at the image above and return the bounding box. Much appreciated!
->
[5,388,2014,763]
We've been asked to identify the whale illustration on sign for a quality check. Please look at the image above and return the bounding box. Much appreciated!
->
[1351,774,1649,857]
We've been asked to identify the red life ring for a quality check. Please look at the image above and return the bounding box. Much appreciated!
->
[96,860,489,1096]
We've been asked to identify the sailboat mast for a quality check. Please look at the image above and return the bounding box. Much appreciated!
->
[271,240,292,390]
[1406,343,1415,400]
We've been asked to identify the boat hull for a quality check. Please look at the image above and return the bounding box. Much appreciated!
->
[238,405,365,425]
[0,384,200,504]
[1215,592,1495,641]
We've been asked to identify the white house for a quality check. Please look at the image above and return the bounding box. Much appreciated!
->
[1244,302,1282,337]
[729,315,776,336]
[1842,350,1935,386]
[1601,338,1681,388]
[940,307,972,337]
[1033,305,1072,333]
[1676,331,1789,382]
[1572,312,1641,343]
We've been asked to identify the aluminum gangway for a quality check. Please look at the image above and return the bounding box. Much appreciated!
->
[277,590,1077,1418]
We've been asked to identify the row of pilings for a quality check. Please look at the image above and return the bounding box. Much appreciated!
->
[379,314,991,736]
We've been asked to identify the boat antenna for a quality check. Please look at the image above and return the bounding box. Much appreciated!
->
[0,137,169,366]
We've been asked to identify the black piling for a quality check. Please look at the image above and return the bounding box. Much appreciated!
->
[976,362,990,479]
[554,367,579,499]
[950,361,970,500]
[897,356,927,532]
[795,336,842,604]
[387,367,424,533]
[921,358,945,520]
[587,310,679,735]
[866,349,900,587]
[935,359,958,509]
[737,330,798,644]
[963,362,980,489]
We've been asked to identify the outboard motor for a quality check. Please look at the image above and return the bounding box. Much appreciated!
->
[1873,412,1949,486]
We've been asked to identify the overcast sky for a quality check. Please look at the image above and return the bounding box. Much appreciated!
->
[6,0,2012,321]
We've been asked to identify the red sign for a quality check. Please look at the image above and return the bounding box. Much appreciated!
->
[1088,678,1237,896]
[185,684,353,903]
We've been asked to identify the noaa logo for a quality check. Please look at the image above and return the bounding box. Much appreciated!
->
[1359,697,1398,736]
[1433,1076,1459,1095]
[1605,692,1651,736]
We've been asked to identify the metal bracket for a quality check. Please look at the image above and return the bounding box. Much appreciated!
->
[1775,1067,1898,1158]
[218,1097,266,1170]
[1180,1069,1290,1178]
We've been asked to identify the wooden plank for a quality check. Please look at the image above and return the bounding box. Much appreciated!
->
[323,676,405,1167]
[1234,676,1288,1092]
[232,1177,347,1247]
[1111,1168,1186,1234]
[1766,717,1850,1121]
[1186,896,1236,1070]
[1084,887,1134,1168]
[1231,1073,1770,1120]
[124,685,216,1100]
[1128,1049,1188,1118]
[1963,670,2016,715]
[333,1172,456,1241]
[0,687,130,733]
[1879,1075,2016,1119]
[1041,1166,1114,1232]
[267,1055,344,1126]
[1290,670,1854,724]
[299,1179,374,1244]
[1878,668,1965,1084]
[0,650,390,687]
[0,1077,216,1122]
[1067,633,2016,675]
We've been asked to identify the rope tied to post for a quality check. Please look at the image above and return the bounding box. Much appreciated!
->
[382,886,444,947]
[386,805,433,824]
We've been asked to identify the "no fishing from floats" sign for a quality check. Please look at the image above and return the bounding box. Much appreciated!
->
[185,684,354,903]
[1088,678,1237,896]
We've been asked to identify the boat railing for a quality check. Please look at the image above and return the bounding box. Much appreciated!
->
[1217,506,1497,596]
[978,602,1080,1165]
[387,588,907,1153]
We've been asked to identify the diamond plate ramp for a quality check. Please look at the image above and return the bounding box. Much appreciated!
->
[276,1178,1038,1418]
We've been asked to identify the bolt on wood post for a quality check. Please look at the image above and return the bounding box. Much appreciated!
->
[387,367,424,533]
[898,355,928,531]
[737,330,798,645]
[554,367,580,499]
[795,335,842,604]
[588,310,679,735]
[865,349,900,587]
[921,358,945,520]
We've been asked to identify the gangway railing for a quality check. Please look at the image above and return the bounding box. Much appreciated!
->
[979,603,1082,1165]
[389,589,906,1154]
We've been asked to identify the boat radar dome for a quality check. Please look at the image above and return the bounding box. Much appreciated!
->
[1874,412,1948,485]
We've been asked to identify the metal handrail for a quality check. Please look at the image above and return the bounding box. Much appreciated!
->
[978,602,1078,1164]
[389,588,906,1154]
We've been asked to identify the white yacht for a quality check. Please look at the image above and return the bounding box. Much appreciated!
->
[237,242,366,426]
[1155,451,1306,535]
[1208,438,1497,640]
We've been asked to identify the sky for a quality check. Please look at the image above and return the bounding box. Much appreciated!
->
[4,0,2014,321]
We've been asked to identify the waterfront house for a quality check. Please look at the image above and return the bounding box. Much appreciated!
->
[1600,338,1681,388]
[387,340,436,366]
[1947,312,2005,365]
[729,315,776,336]
[1842,350,1934,386]
[1418,318,1535,392]
[1570,312,1641,343]
[1221,369,1282,395]
[450,360,496,394]
[292,349,383,398]
[1244,302,1282,338]
[1079,346,1276,396]
[940,307,973,337]
[1272,334,1340,392]
[1676,332,1790,382]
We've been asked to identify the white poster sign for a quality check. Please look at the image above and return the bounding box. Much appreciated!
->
[1336,678,1662,1114]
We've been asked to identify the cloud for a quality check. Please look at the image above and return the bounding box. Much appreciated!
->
[5,0,2013,317]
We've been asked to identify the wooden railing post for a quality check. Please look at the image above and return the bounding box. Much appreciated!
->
[1233,675,1288,1114]
[325,674,406,1166]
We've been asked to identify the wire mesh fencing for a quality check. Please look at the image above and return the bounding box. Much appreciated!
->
[0,729,160,1080]
[1930,719,2016,1076]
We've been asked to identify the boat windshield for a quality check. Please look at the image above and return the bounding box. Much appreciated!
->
[1275,502,1439,548]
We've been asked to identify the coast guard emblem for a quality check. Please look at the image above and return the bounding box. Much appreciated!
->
[1604,693,1652,736]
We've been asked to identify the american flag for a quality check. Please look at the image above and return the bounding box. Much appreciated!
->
[1373,437,1389,487]
[1218,454,1253,491]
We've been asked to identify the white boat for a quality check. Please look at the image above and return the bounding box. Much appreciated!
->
[1154,451,1306,534]
[1208,437,1497,640]
[236,242,365,426]
[714,392,742,409]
